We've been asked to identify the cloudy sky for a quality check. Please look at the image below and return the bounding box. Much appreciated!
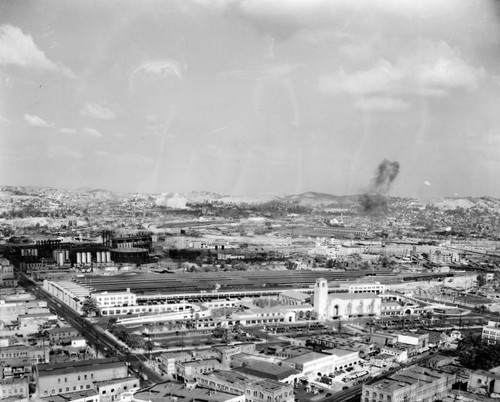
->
[1,0,500,198]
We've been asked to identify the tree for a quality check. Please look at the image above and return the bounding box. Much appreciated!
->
[144,339,154,359]
[477,274,487,288]
[81,297,100,317]
[456,334,500,370]
[106,317,118,330]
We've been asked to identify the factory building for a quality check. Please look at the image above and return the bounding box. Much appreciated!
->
[43,280,91,314]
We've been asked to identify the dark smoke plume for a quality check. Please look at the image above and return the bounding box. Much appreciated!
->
[360,159,400,213]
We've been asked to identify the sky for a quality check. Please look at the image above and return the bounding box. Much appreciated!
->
[1,0,500,198]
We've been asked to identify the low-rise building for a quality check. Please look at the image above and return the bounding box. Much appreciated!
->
[1,357,33,380]
[0,344,49,364]
[282,349,359,378]
[92,290,137,309]
[40,388,99,402]
[176,359,222,381]
[94,377,139,402]
[233,359,300,384]
[339,282,386,294]
[482,321,500,345]
[379,346,408,363]
[195,370,294,402]
[36,357,128,397]
[213,344,256,366]
[0,377,29,402]
[279,290,310,306]
[134,381,244,402]
[467,369,500,396]
[362,366,455,402]
[48,327,80,344]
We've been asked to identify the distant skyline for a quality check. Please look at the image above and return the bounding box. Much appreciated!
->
[1,0,500,198]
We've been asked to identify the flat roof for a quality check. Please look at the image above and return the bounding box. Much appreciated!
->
[41,389,98,402]
[235,362,299,381]
[200,370,249,387]
[111,247,148,253]
[285,352,331,365]
[94,377,138,387]
[323,348,358,357]
[48,326,78,334]
[37,357,125,377]
[328,293,380,300]
[280,290,310,300]
[134,382,237,402]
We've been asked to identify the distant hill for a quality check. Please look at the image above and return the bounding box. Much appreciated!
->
[429,196,500,211]
[278,192,360,207]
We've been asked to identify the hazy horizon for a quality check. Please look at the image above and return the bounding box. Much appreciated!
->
[2,1,500,198]
[2,182,500,201]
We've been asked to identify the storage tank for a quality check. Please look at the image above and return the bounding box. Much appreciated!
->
[106,251,111,263]
[76,252,82,265]
[101,251,107,263]
[81,252,87,264]
[64,250,69,261]
[86,252,91,264]
[96,252,101,263]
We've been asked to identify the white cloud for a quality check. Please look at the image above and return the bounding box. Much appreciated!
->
[320,42,485,101]
[80,103,117,120]
[0,24,75,78]
[24,114,53,128]
[319,60,402,96]
[46,145,83,159]
[415,57,484,94]
[81,127,102,138]
[131,59,183,80]
[130,59,184,92]
[0,115,14,127]
[59,127,77,134]
[355,97,409,111]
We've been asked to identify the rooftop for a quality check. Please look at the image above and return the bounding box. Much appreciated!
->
[322,348,358,357]
[41,389,98,402]
[37,357,125,377]
[48,326,78,334]
[280,290,310,300]
[235,361,299,381]
[200,370,249,387]
[328,293,380,300]
[94,376,138,387]
[285,352,331,365]
[134,382,238,402]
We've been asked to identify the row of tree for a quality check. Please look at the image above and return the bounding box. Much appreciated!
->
[456,334,500,370]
